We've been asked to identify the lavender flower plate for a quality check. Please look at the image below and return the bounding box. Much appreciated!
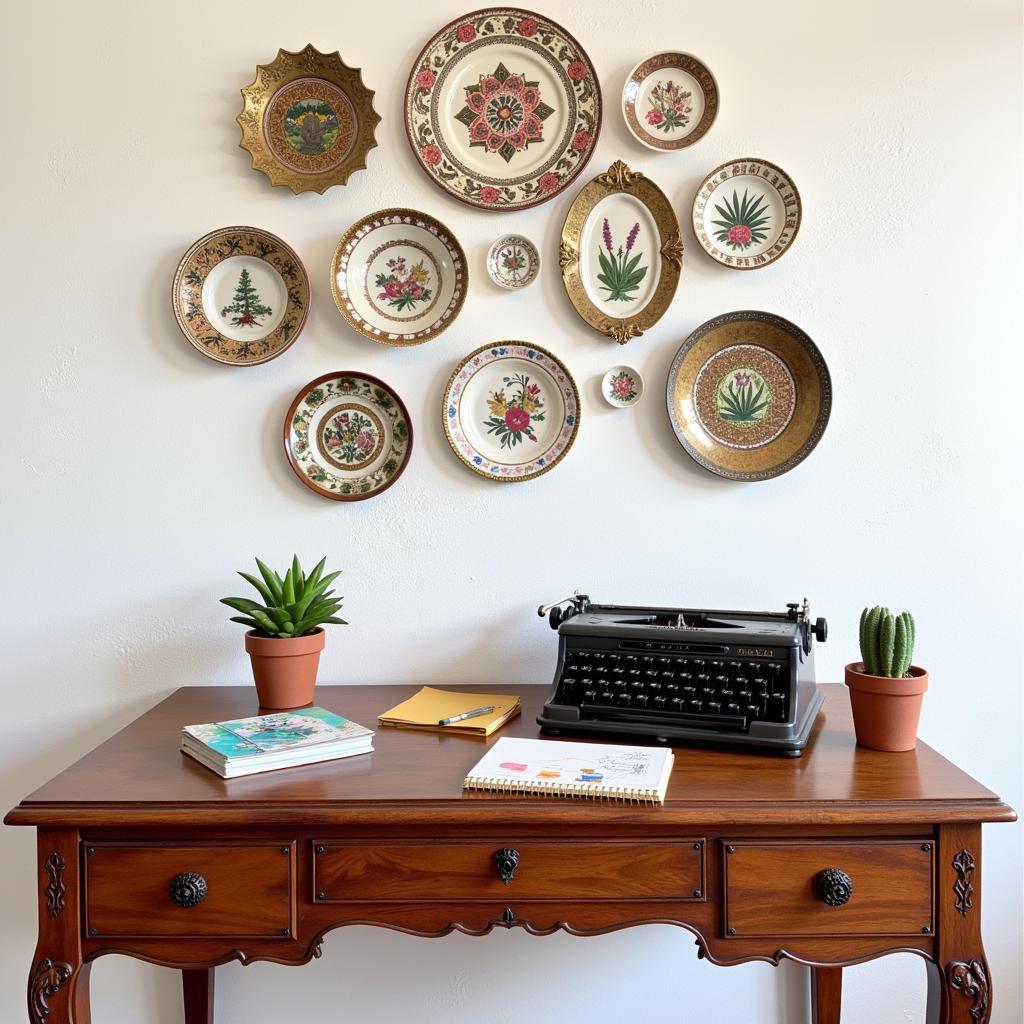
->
[623,52,719,152]
[602,365,643,408]
[486,234,540,289]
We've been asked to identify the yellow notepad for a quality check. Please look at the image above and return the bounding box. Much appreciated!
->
[378,687,521,736]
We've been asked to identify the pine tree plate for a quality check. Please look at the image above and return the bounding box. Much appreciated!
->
[284,372,413,501]
[443,342,580,482]
[172,226,309,366]
[404,8,601,211]
[692,158,802,270]
[622,52,719,152]
[486,234,540,289]
[237,44,380,194]
[331,209,468,346]
[666,311,831,481]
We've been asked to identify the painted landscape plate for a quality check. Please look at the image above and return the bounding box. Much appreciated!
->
[692,158,802,270]
[172,226,309,366]
[486,234,540,289]
[284,372,413,501]
[443,342,580,481]
[623,52,719,151]
[330,209,468,345]
[666,311,831,481]
[405,8,601,211]
[238,44,380,194]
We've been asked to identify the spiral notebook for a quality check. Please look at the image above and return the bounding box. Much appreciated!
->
[462,737,674,804]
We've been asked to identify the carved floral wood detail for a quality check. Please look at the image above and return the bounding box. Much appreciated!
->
[30,957,72,1024]
[952,848,976,917]
[43,852,66,918]
[946,958,989,1022]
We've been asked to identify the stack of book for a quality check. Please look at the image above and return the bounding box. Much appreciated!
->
[181,706,373,778]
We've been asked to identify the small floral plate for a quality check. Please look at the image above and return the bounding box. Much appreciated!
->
[602,365,643,408]
[623,52,719,152]
[486,234,540,289]
[443,342,580,482]
[284,372,413,501]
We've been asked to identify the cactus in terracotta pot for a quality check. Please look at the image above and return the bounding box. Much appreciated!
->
[859,606,915,678]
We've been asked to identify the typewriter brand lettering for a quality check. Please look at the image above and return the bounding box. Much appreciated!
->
[737,647,773,658]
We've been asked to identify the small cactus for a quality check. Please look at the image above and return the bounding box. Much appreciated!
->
[859,605,916,677]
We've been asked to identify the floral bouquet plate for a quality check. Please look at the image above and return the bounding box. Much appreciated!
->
[602,365,643,408]
[284,372,413,500]
[622,52,718,152]
[666,311,831,481]
[486,234,540,289]
[443,342,580,482]
[692,158,802,270]
[331,209,467,345]
[405,8,601,211]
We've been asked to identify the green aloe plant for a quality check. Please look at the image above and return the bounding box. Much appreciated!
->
[221,556,346,638]
[711,189,771,250]
[859,605,916,677]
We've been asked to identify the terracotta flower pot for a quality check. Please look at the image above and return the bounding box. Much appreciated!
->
[844,662,928,752]
[244,629,324,710]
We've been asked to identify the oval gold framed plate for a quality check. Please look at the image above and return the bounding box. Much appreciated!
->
[284,372,413,501]
[666,311,831,481]
[405,7,601,211]
[330,209,468,346]
[560,160,683,344]
[172,226,309,366]
[443,342,580,482]
[238,44,380,195]
[692,158,802,270]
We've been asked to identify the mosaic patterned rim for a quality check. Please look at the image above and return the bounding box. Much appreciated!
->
[171,226,309,366]
[622,52,719,152]
[692,157,802,271]
[284,372,413,501]
[666,311,831,481]
[404,7,602,211]
[238,44,380,195]
[330,209,468,346]
[443,341,580,482]
[486,234,540,289]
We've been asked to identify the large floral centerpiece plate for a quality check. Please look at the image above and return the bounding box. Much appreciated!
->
[331,209,468,346]
[692,158,801,270]
[561,160,683,344]
[622,52,719,152]
[284,372,413,501]
[666,311,830,481]
[405,8,601,211]
[172,226,309,366]
[443,342,580,481]
[238,44,380,194]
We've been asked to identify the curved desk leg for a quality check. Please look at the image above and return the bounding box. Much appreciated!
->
[29,828,91,1023]
[183,968,215,1023]
[811,966,842,1023]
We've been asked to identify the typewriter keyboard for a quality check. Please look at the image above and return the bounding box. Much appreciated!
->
[553,651,791,732]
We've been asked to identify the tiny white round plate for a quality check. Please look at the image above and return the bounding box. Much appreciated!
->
[602,365,643,407]
[623,52,719,152]
[486,234,540,289]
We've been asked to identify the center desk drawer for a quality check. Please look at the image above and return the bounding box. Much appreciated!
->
[313,840,705,902]
[84,842,295,938]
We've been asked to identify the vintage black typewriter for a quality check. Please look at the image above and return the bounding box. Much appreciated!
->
[536,594,827,755]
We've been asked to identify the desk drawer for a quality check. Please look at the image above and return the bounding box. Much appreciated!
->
[722,840,933,937]
[314,840,704,902]
[84,842,295,938]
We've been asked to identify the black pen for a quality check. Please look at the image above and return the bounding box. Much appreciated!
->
[438,705,496,726]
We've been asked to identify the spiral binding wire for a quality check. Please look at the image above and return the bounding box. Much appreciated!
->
[463,776,662,805]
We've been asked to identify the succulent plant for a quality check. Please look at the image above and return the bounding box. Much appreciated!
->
[221,556,346,638]
[859,605,916,678]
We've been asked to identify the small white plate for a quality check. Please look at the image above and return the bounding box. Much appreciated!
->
[602,365,643,407]
[486,235,540,289]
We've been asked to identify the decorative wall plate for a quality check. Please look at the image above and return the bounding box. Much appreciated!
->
[443,342,580,482]
[666,311,831,481]
[602,365,643,408]
[238,44,380,194]
[172,226,309,366]
[560,160,683,344]
[622,52,719,152]
[692,158,802,270]
[486,234,540,289]
[330,209,468,346]
[284,372,413,501]
[405,8,601,211]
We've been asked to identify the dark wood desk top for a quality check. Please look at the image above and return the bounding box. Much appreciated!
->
[5,684,1014,829]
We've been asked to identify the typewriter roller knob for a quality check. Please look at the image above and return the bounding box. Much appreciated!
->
[816,867,853,906]
[813,617,828,643]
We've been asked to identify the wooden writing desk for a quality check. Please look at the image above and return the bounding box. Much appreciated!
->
[5,684,1015,1023]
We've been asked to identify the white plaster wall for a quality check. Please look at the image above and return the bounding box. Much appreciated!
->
[2,0,1021,1020]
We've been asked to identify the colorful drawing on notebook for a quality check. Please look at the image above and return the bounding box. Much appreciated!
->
[576,770,604,782]
[500,761,528,772]
[537,770,561,779]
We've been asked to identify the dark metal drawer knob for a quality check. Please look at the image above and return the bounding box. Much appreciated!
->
[169,871,208,908]
[816,867,853,906]
[494,848,520,885]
